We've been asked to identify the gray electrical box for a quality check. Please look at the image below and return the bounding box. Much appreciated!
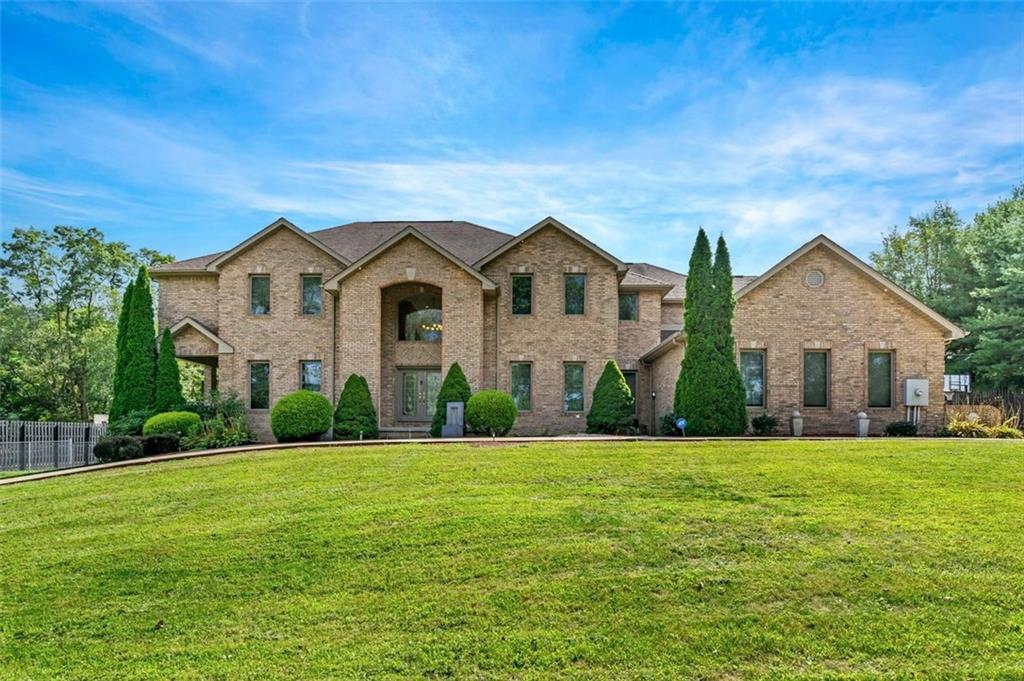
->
[441,401,465,438]
[903,379,929,406]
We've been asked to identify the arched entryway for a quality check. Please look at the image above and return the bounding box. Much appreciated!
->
[380,283,443,429]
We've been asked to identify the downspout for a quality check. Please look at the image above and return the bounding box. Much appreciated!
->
[330,288,338,402]
[494,291,500,389]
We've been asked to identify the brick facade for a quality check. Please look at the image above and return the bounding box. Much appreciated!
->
[153,221,959,440]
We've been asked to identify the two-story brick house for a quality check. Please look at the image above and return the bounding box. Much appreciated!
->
[152,216,964,439]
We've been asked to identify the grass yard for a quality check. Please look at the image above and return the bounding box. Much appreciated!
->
[1,440,1022,680]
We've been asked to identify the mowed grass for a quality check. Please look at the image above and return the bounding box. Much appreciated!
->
[1,441,1022,680]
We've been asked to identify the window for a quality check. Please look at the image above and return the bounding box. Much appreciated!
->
[300,360,322,392]
[250,275,270,315]
[618,293,638,321]
[563,363,584,412]
[510,362,532,411]
[868,351,893,408]
[249,361,270,409]
[621,370,638,414]
[398,291,442,342]
[511,274,532,315]
[301,275,322,315]
[740,350,766,407]
[564,274,586,315]
[803,350,829,408]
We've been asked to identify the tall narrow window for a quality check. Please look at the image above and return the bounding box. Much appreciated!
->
[511,274,532,315]
[563,363,584,412]
[803,351,829,408]
[618,293,638,321]
[621,370,638,415]
[300,360,322,392]
[250,275,270,315]
[868,351,893,408]
[510,362,532,411]
[301,275,322,315]
[250,361,270,409]
[740,350,766,407]
[564,274,586,315]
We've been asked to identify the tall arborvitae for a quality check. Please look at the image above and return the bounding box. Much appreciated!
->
[119,266,157,415]
[709,235,748,435]
[109,280,135,420]
[431,362,472,437]
[154,328,184,412]
[674,229,717,431]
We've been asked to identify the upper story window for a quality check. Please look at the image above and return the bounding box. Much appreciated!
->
[511,274,532,315]
[250,275,270,315]
[300,360,322,392]
[803,350,830,408]
[740,350,766,407]
[868,351,893,408]
[301,275,322,315]
[618,293,638,321]
[398,292,442,342]
[564,274,586,315]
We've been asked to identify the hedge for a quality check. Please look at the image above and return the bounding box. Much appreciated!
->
[466,390,517,436]
[143,411,202,438]
[271,390,333,442]
[93,436,144,463]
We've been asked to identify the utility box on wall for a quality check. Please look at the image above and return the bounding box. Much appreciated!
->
[903,379,929,406]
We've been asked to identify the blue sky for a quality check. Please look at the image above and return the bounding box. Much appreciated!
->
[2,2,1022,275]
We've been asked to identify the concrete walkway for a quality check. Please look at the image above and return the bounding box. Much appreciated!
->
[0,435,972,487]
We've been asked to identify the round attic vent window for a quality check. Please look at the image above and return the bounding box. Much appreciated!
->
[804,270,825,288]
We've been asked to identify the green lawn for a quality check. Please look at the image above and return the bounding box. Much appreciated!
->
[1,441,1022,680]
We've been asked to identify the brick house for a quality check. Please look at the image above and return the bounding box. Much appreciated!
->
[151,217,965,439]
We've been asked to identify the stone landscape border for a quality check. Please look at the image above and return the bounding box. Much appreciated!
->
[0,435,992,486]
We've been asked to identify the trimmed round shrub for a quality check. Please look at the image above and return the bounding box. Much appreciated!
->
[465,390,517,436]
[334,374,378,440]
[143,411,202,438]
[141,433,181,456]
[93,436,144,463]
[884,420,918,437]
[271,390,333,442]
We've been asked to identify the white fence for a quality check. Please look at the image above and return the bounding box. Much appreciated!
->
[0,420,107,472]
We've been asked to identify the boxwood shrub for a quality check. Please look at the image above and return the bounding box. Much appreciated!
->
[271,390,333,442]
[93,436,144,463]
[141,433,181,456]
[143,411,202,438]
[465,390,517,436]
[884,420,919,437]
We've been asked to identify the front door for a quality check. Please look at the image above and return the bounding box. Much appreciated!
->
[398,368,441,422]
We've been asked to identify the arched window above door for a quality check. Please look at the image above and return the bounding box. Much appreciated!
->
[398,291,442,342]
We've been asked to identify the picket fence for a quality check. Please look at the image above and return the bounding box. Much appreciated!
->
[0,420,107,472]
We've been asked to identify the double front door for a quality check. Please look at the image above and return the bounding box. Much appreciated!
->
[398,368,441,422]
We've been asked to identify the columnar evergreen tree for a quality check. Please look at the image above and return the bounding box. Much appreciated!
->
[334,373,379,440]
[431,362,472,437]
[154,328,184,412]
[109,280,135,420]
[586,360,635,434]
[674,229,747,435]
[709,236,748,434]
[118,267,157,415]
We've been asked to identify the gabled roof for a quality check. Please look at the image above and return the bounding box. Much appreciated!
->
[312,220,513,265]
[625,262,756,301]
[474,217,628,273]
[619,269,674,293]
[205,218,350,271]
[151,219,512,275]
[734,234,965,339]
[641,234,966,360]
[323,226,498,291]
[168,317,234,354]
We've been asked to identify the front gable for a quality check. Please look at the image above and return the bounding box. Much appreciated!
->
[169,317,233,355]
[475,217,627,274]
[208,218,350,272]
